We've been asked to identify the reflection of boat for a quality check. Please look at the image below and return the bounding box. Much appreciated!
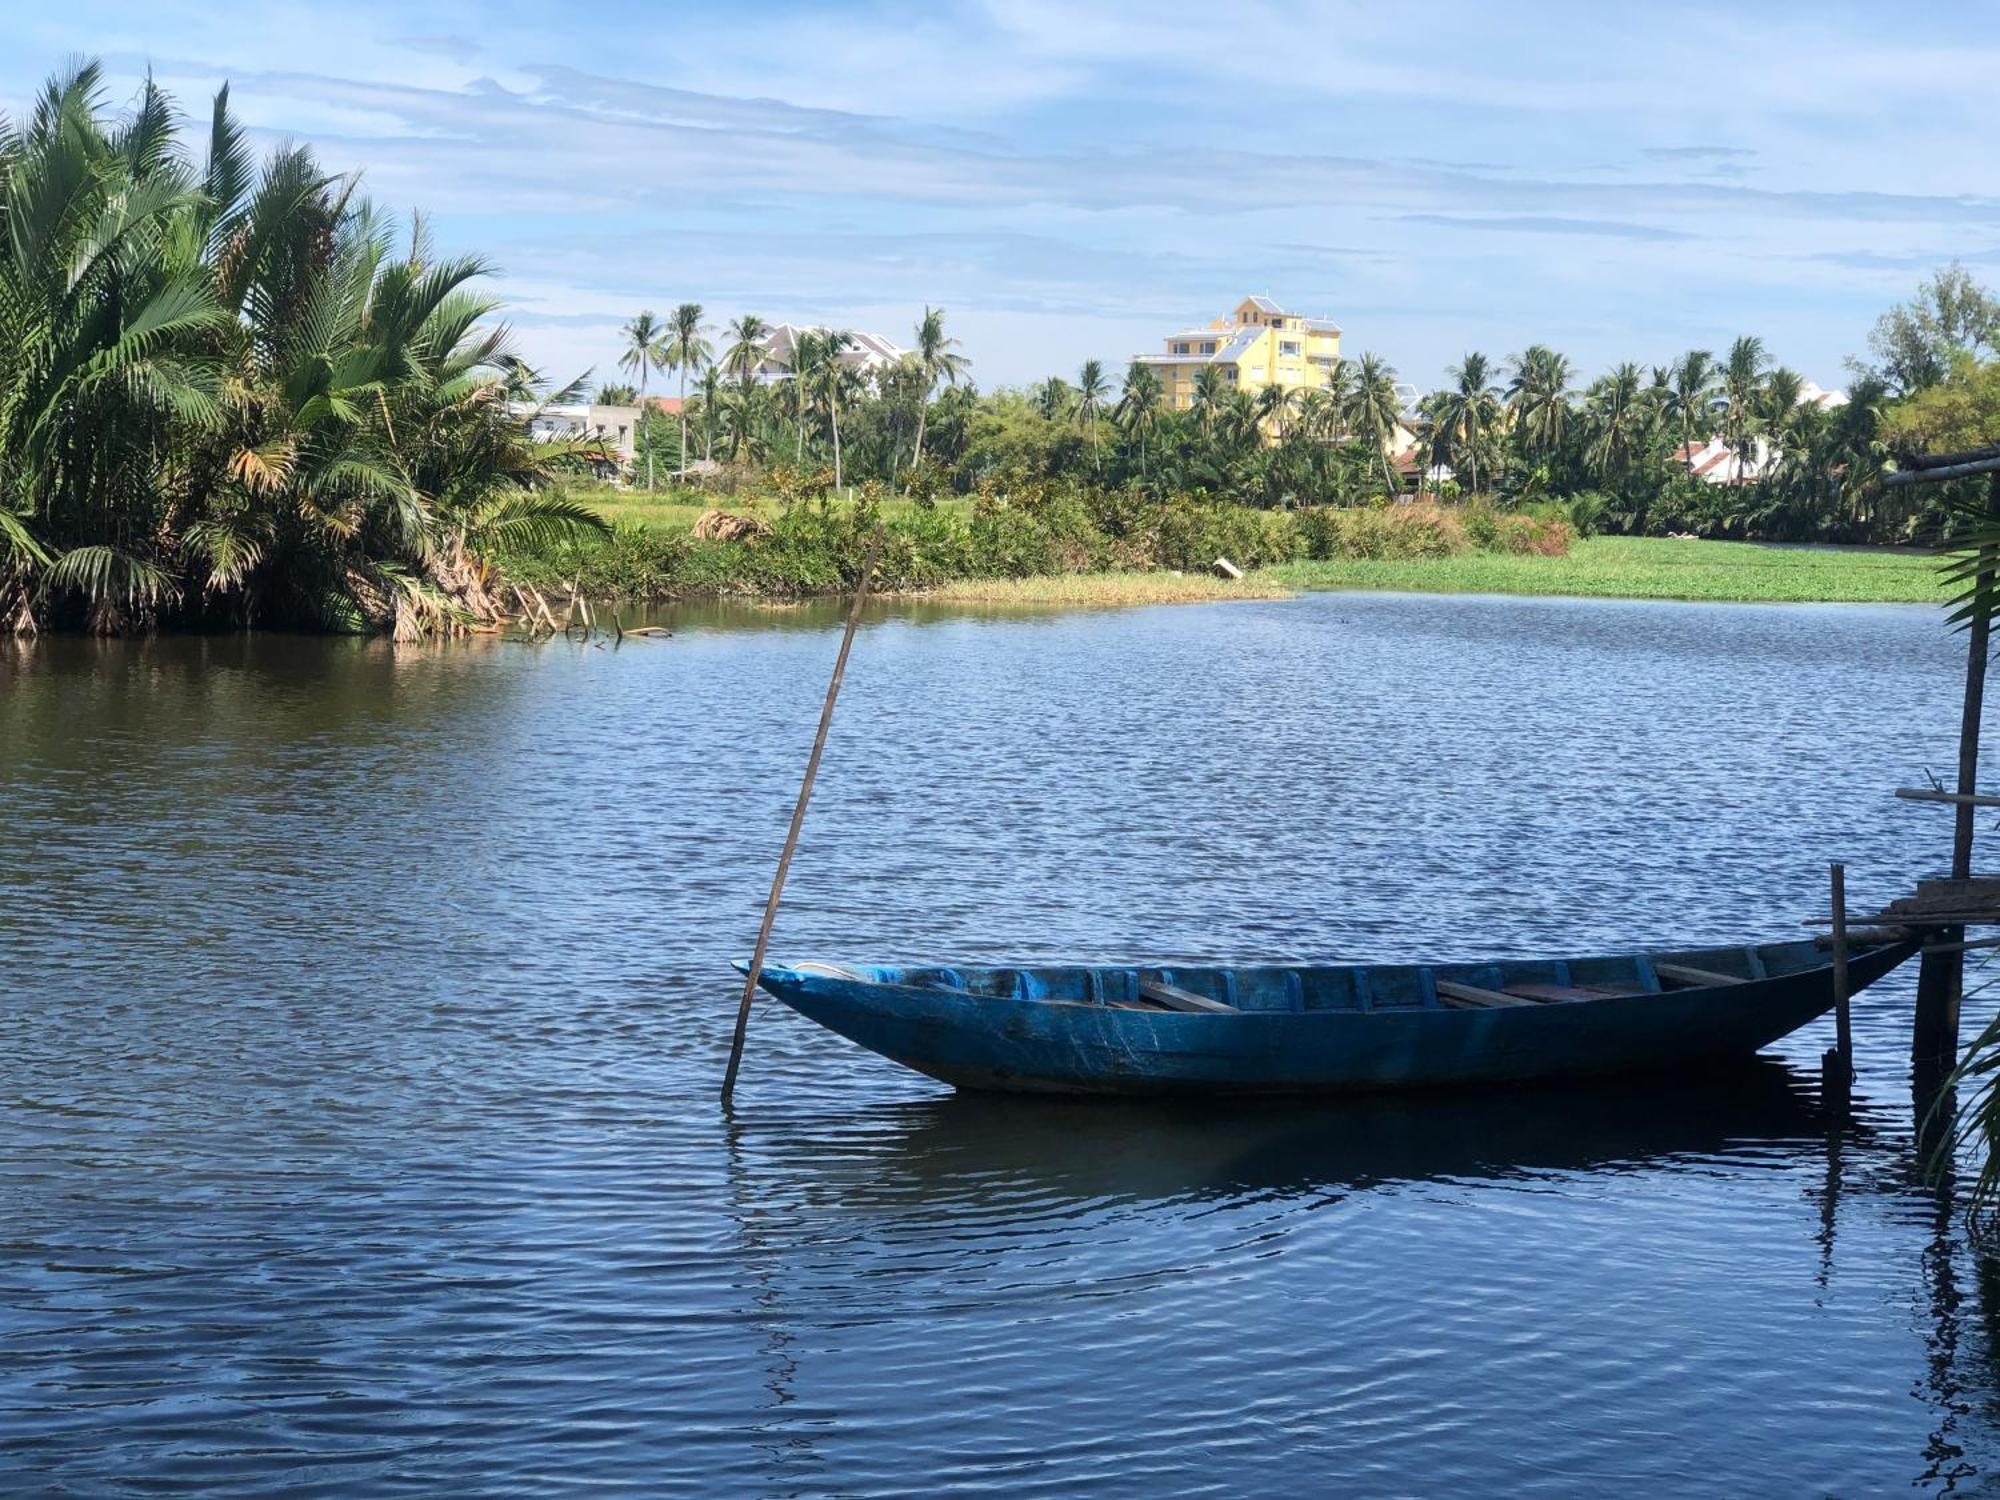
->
[743,937,1915,1097]
[811,1058,1834,1207]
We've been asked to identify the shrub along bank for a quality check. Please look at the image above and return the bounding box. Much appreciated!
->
[494,486,1575,601]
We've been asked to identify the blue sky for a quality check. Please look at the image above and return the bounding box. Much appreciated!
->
[6,1,1999,392]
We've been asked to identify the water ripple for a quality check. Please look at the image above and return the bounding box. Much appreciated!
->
[3,595,1999,1495]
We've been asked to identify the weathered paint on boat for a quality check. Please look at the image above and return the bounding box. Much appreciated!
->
[740,938,1916,1096]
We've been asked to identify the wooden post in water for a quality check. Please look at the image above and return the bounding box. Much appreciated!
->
[1913,475,2000,1079]
[721,535,883,1108]
[1826,861,1853,1107]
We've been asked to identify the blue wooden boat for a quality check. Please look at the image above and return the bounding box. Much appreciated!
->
[740,936,1916,1096]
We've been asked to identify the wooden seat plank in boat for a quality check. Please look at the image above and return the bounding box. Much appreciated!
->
[1434,979,1541,1009]
[1655,962,1749,988]
[1138,978,1238,1014]
[1501,981,1642,1003]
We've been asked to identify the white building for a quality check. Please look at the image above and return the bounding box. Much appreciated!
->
[740,325,905,383]
[509,402,641,480]
[511,402,640,460]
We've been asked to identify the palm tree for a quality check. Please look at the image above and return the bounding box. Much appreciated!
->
[724,314,770,385]
[781,330,818,466]
[1295,387,1335,444]
[1441,352,1500,497]
[1411,390,1454,498]
[1254,383,1288,442]
[907,306,969,487]
[813,330,858,489]
[1663,349,1717,473]
[1190,366,1229,440]
[1320,358,1357,441]
[696,365,724,463]
[1584,362,1651,487]
[664,302,713,475]
[1076,358,1110,472]
[619,310,669,489]
[1115,361,1163,485]
[1344,353,1404,497]
[1505,345,1575,468]
[1721,335,1769,484]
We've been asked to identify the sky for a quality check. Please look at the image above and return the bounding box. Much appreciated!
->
[6,1,1999,394]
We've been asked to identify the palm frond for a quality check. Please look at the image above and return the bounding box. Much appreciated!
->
[40,543,178,609]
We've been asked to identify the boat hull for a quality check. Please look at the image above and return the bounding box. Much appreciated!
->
[747,940,1915,1097]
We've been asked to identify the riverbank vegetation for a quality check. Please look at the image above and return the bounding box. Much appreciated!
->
[493,487,1575,602]
[0,64,603,636]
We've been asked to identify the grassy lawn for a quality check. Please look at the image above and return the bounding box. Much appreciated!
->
[1270,537,1951,605]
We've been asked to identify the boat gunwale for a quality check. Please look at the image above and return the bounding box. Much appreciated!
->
[746,937,1909,1018]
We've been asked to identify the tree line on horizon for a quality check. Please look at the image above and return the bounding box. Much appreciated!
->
[609,265,2000,545]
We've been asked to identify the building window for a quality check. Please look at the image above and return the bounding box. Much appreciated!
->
[1173,342,1189,354]
[1202,341,1217,354]
[1280,341,1301,357]
[1224,366,1238,380]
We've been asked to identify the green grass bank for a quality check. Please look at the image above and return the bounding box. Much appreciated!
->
[1272,537,1947,605]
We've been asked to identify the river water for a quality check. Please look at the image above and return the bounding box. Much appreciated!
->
[4,590,2000,1495]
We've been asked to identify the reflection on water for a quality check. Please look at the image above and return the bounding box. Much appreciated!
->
[5,591,2000,1494]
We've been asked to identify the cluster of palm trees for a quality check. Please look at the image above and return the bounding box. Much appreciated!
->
[1023,351,1411,501]
[0,63,601,635]
[615,304,970,492]
[989,334,1891,540]
[1400,335,1893,537]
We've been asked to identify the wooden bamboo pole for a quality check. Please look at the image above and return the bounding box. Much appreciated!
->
[1914,472,2000,1076]
[1829,861,1852,1089]
[721,534,884,1107]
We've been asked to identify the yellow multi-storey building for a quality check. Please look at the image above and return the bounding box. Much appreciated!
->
[1132,296,1342,421]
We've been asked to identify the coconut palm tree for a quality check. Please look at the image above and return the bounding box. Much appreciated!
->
[780,330,818,467]
[619,311,669,489]
[724,314,770,386]
[1344,353,1405,497]
[1411,390,1454,498]
[1584,362,1651,488]
[1190,366,1229,441]
[907,306,969,487]
[664,302,712,474]
[696,365,724,463]
[1440,352,1500,497]
[1662,349,1717,473]
[1254,383,1288,442]
[1076,358,1110,472]
[812,329,858,489]
[1115,361,1162,485]
[1505,345,1575,468]
[1312,359,1357,446]
[1721,335,1769,484]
